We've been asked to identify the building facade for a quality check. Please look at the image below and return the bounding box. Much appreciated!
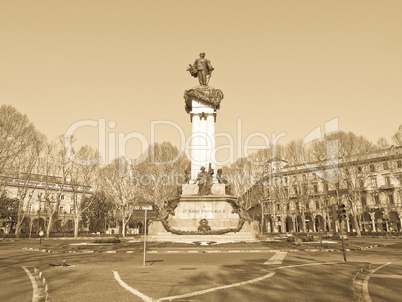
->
[253,147,402,234]
[0,172,91,235]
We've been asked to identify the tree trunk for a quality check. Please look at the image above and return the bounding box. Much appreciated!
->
[352,215,362,237]
[46,215,53,238]
[74,216,79,238]
[29,217,33,238]
[15,222,22,239]
[260,204,265,234]
[122,221,126,237]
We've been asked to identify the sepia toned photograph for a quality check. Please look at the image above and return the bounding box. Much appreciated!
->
[1,1,401,301]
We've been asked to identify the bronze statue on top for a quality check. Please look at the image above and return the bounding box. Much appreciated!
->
[187,52,214,86]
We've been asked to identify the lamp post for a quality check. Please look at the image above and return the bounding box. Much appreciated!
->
[37,201,41,236]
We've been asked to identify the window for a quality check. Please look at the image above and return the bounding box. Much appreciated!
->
[397,160,402,168]
[383,162,389,170]
[357,166,362,173]
[60,194,65,200]
[286,204,290,211]
[374,195,380,205]
[371,177,377,188]
[277,216,281,222]
[361,196,367,207]
[70,206,74,214]
[276,204,281,211]
[302,174,307,181]
[359,179,364,188]
[284,177,288,185]
[315,201,320,210]
[313,185,318,193]
[369,164,375,172]
[59,206,64,213]
[388,194,394,204]
[296,202,299,210]
[302,184,308,193]
[293,186,298,194]
[384,176,391,186]
[306,202,310,210]
[324,183,329,191]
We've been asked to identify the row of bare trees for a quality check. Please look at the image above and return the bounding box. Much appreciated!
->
[0,105,189,238]
[223,127,402,235]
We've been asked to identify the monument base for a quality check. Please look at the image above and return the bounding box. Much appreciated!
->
[147,220,259,243]
[148,183,259,242]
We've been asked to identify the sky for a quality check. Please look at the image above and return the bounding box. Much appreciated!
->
[1,0,402,165]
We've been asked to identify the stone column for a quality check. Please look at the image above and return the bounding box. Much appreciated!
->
[189,101,216,181]
[346,217,350,232]
[199,115,207,168]
[191,113,201,181]
[292,216,296,233]
[370,213,376,232]
[312,215,317,232]
[206,113,216,172]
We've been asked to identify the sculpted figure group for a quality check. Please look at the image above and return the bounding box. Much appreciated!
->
[195,166,214,195]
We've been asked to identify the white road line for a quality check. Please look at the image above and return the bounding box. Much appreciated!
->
[155,271,276,301]
[363,262,392,302]
[370,274,402,279]
[21,266,40,302]
[113,271,153,302]
[264,252,287,265]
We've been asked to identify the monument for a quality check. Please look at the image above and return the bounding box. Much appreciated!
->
[147,53,257,242]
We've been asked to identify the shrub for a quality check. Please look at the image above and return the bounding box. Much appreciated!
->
[94,238,121,244]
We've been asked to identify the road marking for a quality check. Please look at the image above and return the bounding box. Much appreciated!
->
[264,252,287,265]
[155,271,276,301]
[113,269,275,301]
[114,262,340,301]
[21,266,40,302]
[370,274,402,279]
[113,271,152,302]
[363,262,392,302]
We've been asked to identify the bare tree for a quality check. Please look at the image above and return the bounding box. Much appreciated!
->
[13,134,45,237]
[0,105,39,193]
[310,131,377,237]
[134,142,189,218]
[69,146,99,237]
[40,136,72,238]
[99,157,139,237]
[391,125,402,146]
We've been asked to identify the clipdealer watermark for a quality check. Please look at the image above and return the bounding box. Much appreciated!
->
[64,117,340,185]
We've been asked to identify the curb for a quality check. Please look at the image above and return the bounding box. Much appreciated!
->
[25,266,50,302]
[22,244,383,254]
[23,247,52,253]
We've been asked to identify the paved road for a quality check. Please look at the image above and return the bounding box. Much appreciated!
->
[1,239,401,301]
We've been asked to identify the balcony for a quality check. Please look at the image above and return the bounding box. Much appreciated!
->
[379,185,394,191]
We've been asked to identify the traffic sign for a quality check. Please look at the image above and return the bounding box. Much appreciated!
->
[134,205,153,211]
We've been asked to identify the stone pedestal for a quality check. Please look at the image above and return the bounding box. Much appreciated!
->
[169,195,239,231]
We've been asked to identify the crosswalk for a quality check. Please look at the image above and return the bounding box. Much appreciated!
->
[263,252,288,265]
